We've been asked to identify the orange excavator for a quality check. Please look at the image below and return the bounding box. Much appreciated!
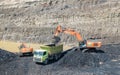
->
[18,43,33,56]
[53,25,101,52]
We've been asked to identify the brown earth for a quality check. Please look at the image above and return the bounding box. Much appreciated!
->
[0,0,120,45]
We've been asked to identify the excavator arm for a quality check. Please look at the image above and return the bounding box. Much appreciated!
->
[54,25,83,42]
[63,30,83,41]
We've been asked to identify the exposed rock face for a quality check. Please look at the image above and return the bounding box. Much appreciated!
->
[0,0,120,44]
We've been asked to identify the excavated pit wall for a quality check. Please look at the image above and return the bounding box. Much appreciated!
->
[0,0,120,45]
[0,26,120,45]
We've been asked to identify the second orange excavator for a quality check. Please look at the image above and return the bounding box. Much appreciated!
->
[18,43,33,56]
[53,25,102,52]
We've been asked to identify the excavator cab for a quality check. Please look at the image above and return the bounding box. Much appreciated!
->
[18,43,33,56]
[79,40,87,48]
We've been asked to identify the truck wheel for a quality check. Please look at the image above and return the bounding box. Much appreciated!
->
[55,55,58,60]
[58,54,61,58]
[44,59,48,65]
[19,52,23,57]
[82,48,96,53]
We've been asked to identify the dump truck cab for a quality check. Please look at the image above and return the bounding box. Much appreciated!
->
[33,44,63,64]
[33,49,48,63]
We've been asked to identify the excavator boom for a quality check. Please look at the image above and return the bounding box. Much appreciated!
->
[63,30,82,41]
[54,25,83,41]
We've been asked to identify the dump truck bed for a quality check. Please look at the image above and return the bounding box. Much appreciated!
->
[40,44,63,55]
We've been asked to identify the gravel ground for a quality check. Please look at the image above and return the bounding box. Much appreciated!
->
[0,43,120,75]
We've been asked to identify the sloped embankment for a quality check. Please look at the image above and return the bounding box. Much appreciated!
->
[0,49,17,65]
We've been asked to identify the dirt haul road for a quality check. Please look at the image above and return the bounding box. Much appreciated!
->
[0,44,120,75]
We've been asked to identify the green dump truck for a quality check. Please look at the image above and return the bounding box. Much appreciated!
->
[33,44,63,64]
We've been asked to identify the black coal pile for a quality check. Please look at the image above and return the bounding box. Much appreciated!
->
[0,44,120,75]
[56,50,112,68]
[101,44,120,55]
[41,49,118,75]
[0,49,17,65]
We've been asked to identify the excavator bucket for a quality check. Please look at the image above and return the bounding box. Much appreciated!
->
[19,43,26,50]
[52,36,61,44]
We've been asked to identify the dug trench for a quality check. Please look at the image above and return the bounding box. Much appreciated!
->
[0,44,120,75]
